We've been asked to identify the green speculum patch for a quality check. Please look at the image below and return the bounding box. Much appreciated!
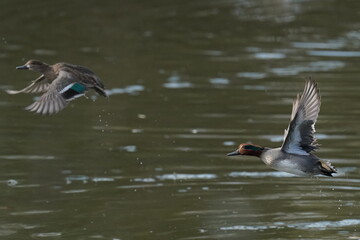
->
[71,83,86,93]
[244,145,263,151]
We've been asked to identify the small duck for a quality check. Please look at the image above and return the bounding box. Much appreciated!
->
[227,77,336,177]
[7,60,107,115]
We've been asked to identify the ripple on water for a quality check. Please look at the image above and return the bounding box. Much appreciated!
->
[133,177,157,183]
[242,85,267,90]
[0,223,38,237]
[10,210,55,216]
[220,219,360,231]
[0,155,55,160]
[223,141,236,146]
[258,133,348,143]
[209,78,230,85]
[65,175,90,184]
[31,232,62,238]
[321,185,360,191]
[288,219,360,230]
[92,177,115,183]
[270,61,345,76]
[3,44,23,51]
[163,73,193,89]
[105,85,144,96]
[33,49,57,56]
[203,50,224,56]
[291,41,344,49]
[236,72,267,79]
[156,173,217,180]
[116,173,218,189]
[5,182,41,188]
[307,50,360,57]
[61,189,89,194]
[116,183,164,189]
[163,81,192,89]
[118,145,137,152]
[253,52,286,59]
[228,171,295,178]
[65,175,115,184]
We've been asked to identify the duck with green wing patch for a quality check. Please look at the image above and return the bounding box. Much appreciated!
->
[7,60,108,115]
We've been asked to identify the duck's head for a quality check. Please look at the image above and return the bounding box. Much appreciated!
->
[227,143,264,157]
[16,60,49,72]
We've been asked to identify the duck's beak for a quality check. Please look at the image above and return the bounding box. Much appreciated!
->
[16,65,29,70]
[227,150,240,156]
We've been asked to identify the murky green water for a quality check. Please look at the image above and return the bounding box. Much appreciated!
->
[0,0,359,239]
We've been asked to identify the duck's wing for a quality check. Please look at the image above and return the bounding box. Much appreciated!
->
[281,77,321,155]
[25,71,80,115]
[60,62,96,75]
[90,76,107,97]
[25,87,68,115]
[62,63,107,97]
[6,75,50,94]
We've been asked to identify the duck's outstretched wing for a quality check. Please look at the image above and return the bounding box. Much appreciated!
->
[25,88,68,115]
[6,75,50,94]
[25,71,88,115]
[281,77,321,155]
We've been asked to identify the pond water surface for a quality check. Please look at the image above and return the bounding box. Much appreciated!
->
[0,0,359,239]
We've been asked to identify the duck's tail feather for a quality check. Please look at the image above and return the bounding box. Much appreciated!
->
[319,160,337,177]
[94,86,108,97]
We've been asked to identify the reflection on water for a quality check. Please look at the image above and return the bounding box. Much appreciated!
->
[0,0,360,239]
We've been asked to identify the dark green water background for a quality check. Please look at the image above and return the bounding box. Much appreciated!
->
[0,0,359,239]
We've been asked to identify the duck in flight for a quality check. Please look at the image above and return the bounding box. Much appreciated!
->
[7,60,107,115]
[227,77,336,177]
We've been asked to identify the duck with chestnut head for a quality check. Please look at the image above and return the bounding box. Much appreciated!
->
[227,77,336,177]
